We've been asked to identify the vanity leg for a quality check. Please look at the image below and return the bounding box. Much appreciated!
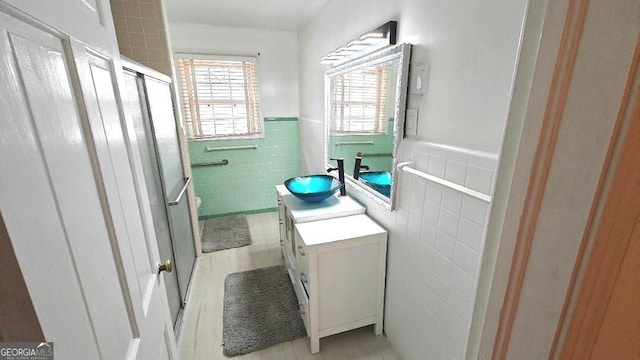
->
[374,320,383,336]
[310,336,320,354]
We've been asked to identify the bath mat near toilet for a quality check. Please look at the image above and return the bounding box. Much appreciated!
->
[222,265,307,356]
[201,214,252,252]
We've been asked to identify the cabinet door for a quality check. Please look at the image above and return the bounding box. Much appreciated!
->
[316,243,381,329]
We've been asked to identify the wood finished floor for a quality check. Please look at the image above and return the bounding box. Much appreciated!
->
[177,212,399,360]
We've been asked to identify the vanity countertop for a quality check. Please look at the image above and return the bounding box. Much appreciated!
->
[295,214,387,247]
[275,184,365,223]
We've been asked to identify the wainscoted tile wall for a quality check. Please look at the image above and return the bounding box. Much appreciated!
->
[189,118,299,219]
[343,138,498,360]
[329,119,395,174]
[298,117,326,174]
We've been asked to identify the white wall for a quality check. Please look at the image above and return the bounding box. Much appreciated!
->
[298,0,527,359]
[168,22,299,117]
[299,0,527,154]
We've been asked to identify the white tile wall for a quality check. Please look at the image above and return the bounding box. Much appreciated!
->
[466,165,494,195]
[298,117,326,174]
[445,160,467,185]
[342,140,498,360]
[461,195,490,226]
[428,156,447,178]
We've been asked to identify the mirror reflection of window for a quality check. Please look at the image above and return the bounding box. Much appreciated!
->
[329,64,389,135]
[327,59,399,194]
[325,43,411,208]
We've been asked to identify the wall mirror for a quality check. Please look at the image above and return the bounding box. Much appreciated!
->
[325,43,411,210]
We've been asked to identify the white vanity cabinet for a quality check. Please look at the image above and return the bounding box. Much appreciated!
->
[275,185,387,353]
[294,215,388,353]
[275,185,365,284]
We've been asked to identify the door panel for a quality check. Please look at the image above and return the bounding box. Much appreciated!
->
[0,13,131,358]
[160,325,175,360]
[86,55,155,300]
[145,78,196,304]
[5,0,111,53]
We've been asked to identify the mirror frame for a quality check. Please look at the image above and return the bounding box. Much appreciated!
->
[324,43,411,211]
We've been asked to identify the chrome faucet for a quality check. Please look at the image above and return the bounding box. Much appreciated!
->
[327,158,346,196]
[353,156,370,180]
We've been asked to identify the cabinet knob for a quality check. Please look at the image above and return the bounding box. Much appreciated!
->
[298,246,305,256]
[300,272,308,283]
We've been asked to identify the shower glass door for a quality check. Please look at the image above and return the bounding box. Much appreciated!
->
[144,76,196,305]
[122,71,181,325]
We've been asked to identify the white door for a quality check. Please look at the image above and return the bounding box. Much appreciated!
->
[0,1,177,359]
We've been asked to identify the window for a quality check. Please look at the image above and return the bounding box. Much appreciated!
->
[175,55,263,139]
[329,64,389,134]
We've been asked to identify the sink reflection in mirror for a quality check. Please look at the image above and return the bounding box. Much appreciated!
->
[357,170,392,197]
[325,43,411,208]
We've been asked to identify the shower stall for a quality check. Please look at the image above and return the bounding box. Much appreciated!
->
[121,58,196,328]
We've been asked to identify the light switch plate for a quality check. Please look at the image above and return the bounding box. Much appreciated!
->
[405,108,418,136]
[410,64,429,96]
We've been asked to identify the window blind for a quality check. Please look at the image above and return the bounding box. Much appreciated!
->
[330,65,389,134]
[175,56,263,139]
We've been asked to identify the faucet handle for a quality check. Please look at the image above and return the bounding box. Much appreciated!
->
[328,158,346,196]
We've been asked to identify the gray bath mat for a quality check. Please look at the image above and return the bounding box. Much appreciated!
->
[202,214,252,253]
[223,265,307,356]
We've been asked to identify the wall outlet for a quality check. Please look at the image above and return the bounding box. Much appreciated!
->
[405,108,418,136]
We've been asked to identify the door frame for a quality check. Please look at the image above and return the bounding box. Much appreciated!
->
[551,39,640,358]
[469,0,640,358]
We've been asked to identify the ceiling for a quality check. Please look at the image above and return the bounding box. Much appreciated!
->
[163,0,329,31]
